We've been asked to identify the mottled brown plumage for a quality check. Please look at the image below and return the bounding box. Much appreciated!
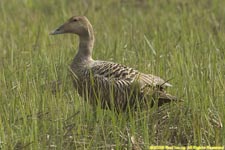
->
[50,16,176,111]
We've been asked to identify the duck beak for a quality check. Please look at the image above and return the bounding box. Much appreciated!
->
[50,25,64,35]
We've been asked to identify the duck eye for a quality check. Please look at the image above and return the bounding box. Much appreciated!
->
[73,18,78,22]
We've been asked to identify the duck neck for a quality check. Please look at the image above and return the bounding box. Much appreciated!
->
[75,27,94,62]
[78,37,94,59]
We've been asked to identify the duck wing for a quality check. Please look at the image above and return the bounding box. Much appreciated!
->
[90,61,171,89]
[73,60,176,110]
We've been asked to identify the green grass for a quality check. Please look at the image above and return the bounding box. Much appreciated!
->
[0,0,225,149]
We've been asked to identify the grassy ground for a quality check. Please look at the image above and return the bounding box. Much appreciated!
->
[0,0,225,149]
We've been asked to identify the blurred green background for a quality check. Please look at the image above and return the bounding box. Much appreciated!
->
[0,0,224,149]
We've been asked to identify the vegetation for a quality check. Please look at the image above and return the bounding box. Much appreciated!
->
[0,0,224,149]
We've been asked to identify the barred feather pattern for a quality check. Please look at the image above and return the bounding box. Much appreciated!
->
[71,60,175,111]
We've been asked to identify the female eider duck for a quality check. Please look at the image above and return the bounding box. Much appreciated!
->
[50,16,177,111]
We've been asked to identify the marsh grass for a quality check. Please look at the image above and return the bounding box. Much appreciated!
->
[0,0,225,149]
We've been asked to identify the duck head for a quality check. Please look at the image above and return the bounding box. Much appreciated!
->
[50,16,93,38]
